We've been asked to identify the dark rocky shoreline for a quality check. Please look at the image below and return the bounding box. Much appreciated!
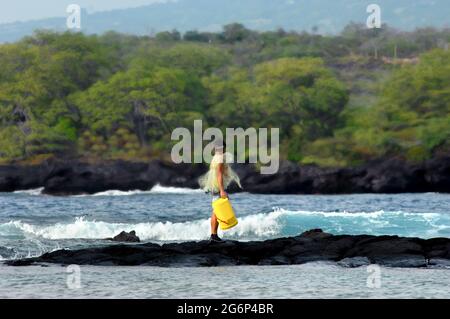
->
[0,155,449,195]
[5,229,450,268]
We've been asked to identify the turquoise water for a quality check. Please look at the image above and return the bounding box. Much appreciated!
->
[0,188,449,298]
[1,189,449,259]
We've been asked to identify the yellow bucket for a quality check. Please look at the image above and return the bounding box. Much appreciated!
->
[212,198,238,230]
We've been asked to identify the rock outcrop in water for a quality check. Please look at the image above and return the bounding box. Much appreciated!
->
[0,155,449,195]
[6,229,450,268]
[106,231,140,243]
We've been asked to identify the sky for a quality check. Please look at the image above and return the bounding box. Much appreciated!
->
[0,0,170,24]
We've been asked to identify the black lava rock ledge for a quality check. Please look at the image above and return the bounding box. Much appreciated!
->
[5,229,450,268]
[1,155,450,195]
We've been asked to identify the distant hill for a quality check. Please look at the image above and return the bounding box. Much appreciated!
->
[0,0,449,42]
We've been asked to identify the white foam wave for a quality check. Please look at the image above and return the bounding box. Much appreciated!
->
[149,184,203,194]
[0,209,445,242]
[13,188,44,196]
[10,185,202,197]
[78,184,203,196]
[88,189,152,196]
[0,211,283,241]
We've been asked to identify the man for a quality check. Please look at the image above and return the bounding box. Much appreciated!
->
[198,141,242,242]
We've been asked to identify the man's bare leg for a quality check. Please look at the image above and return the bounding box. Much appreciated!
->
[211,212,219,235]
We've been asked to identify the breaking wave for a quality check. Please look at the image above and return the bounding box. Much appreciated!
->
[1,209,448,242]
[13,184,203,197]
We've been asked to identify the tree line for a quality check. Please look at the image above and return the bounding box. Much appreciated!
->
[0,23,449,166]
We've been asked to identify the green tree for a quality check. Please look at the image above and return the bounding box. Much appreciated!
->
[72,67,206,156]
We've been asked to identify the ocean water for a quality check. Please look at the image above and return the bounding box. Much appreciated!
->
[0,187,450,298]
